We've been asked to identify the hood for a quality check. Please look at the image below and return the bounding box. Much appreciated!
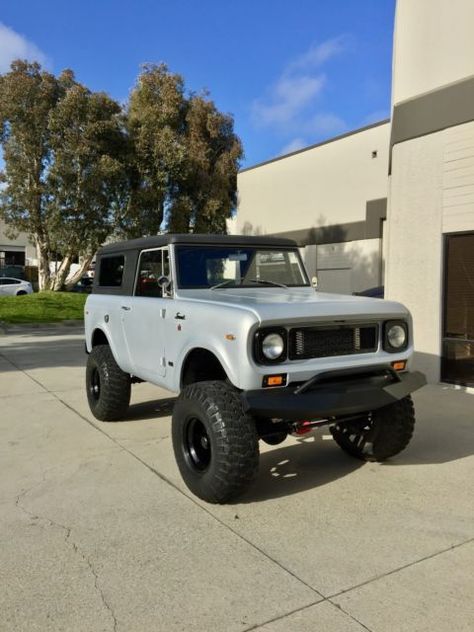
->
[176,286,409,325]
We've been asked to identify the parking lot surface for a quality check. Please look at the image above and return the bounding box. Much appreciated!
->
[1,327,473,631]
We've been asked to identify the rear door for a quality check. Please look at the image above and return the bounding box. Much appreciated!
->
[120,247,171,380]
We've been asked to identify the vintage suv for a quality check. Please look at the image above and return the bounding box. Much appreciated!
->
[84,234,426,503]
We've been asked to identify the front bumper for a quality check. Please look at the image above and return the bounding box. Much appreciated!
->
[241,366,426,420]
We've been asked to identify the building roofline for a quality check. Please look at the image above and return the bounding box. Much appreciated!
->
[239,119,391,174]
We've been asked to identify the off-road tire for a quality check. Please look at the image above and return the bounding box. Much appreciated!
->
[330,396,415,461]
[86,344,131,421]
[172,381,259,503]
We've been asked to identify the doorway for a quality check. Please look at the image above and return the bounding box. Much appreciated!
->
[441,233,474,386]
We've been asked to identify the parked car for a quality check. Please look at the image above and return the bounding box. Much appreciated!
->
[70,277,94,293]
[84,234,425,503]
[354,286,385,299]
[0,277,33,296]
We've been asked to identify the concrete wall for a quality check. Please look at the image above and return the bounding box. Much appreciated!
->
[0,220,37,265]
[237,122,390,236]
[387,0,474,383]
[386,121,474,383]
[392,0,474,104]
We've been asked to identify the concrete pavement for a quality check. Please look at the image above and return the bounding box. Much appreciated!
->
[0,328,473,631]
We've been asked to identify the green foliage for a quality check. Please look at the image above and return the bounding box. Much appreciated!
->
[0,60,243,290]
[0,291,87,323]
[124,64,243,236]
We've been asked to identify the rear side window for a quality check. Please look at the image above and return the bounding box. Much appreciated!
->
[99,255,125,287]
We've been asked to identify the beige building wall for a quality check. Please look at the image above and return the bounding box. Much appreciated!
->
[237,122,390,236]
[392,0,474,104]
[386,0,474,383]
[0,220,37,266]
[236,123,390,294]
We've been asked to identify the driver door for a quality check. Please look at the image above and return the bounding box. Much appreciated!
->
[120,247,171,380]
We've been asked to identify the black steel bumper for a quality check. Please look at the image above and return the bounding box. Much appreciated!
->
[241,366,426,420]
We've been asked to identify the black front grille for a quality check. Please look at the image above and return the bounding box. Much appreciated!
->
[289,324,378,360]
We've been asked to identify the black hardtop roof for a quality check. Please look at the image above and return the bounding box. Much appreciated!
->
[98,233,298,255]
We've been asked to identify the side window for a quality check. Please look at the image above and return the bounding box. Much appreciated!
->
[99,255,125,287]
[135,248,170,298]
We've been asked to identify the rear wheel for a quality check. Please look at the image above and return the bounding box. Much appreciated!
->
[172,381,259,503]
[86,344,131,421]
[16,290,27,296]
[330,396,415,461]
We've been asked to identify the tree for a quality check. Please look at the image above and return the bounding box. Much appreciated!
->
[125,64,243,236]
[0,61,65,289]
[47,84,128,290]
[168,94,243,233]
[0,61,127,290]
[124,63,187,238]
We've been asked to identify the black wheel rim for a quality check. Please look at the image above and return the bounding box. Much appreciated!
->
[89,367,101,401]
[184,417,212,471]
[333,416,376,457]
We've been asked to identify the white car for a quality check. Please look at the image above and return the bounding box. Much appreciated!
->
[0,277,33,296]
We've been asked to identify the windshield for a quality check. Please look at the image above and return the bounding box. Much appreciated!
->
[175,245,309,289]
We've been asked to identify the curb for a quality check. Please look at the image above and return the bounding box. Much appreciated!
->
[0,320,84,335]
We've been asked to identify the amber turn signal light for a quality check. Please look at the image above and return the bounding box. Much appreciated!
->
[391,360,407,371]
[262,374,287,387]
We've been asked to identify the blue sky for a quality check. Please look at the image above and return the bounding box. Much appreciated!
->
[0,0,395,167]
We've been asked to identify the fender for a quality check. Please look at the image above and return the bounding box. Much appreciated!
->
[172,342,240,392]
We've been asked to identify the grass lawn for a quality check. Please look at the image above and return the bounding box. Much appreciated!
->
[0,291,87,324]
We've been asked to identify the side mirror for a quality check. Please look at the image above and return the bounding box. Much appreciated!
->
[157,275,172,296]
[311,276,318,289]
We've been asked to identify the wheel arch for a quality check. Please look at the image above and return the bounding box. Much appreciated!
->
[180,347,231,389]
[91,328,110,348]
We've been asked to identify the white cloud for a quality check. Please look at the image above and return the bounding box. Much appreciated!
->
[280,137,307,155]
[308,113,347,136]
[285,36,348,74]
[0,22,48,73]
[251,36,347,134]
[253,74,326,127]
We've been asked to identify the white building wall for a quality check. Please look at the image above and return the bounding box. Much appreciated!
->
[387,121,474,382]
[0,220,37,265]
[237,123,390,236]
[392,0,474,104]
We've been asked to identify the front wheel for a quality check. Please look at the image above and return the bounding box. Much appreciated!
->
[86,344,131,421]
[330,396,415,461]
[172,381,259,503]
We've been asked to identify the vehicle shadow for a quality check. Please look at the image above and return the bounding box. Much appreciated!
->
[122,397,177,422]
[237,432,364,503]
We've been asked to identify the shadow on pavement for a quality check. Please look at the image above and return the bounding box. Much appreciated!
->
[122,397,177,421]
[0,334,85,371]
[238,433,364,503]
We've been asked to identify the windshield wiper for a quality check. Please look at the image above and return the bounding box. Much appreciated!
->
[210,280,237,290]
[248,278,288,288]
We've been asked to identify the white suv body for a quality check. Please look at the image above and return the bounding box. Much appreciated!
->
[84,234,425,503]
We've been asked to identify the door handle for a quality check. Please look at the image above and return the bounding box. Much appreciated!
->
[121,305,131,311]
[175,312,186,320]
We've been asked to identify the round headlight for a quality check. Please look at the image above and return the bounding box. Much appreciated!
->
[262,333,285,360]
[387,324,407,349]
